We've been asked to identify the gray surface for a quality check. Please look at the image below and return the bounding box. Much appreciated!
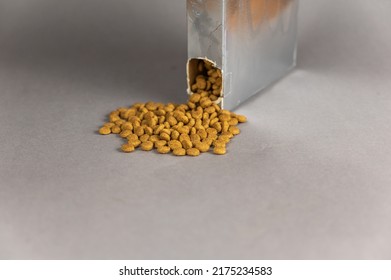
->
[1,0,391,259]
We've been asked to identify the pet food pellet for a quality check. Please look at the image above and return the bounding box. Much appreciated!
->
[155,140,167,149]
[129,139,141,148]
[181,139,193,149]
[140,141,154,151]
[236,115,247,123]
[213,146,226,155]
[173,148,186,156]
[99,126,111,135]
[187,148,200,157]
[229,126,240,135]
[157,146,171,154]
[196,142,210,153]
[139,134,150,143]
[119,129,132,138]
[111,126,121,134]
[168,140,182,150]
[121,143,135,153]
[127,134,138,142]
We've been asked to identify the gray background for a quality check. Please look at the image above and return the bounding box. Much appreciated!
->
[1,0,391,259]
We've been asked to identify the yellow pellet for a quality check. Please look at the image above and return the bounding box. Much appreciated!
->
[229,126,240,135]
[228,118,239,126]
[144,126,153,136]
[141,141,154,151]
[196,142,210,153]
[213,140,226,148]
[99,126,111,135]
[127,134,139,142]
[173,148,186,156]
[206,127,217,136]
[121,143,135,153]
[149,135,160,143]
[155,140,167,149]
[139,134,150,143]
[221,131,234,139]
[171,130,180,140]
[189,93,201,103]
[121,122,133,131]
[129,139,141,148]
[115,119,125,126]
[167,116,177,126]
[190,134,201,144]
[181,139,193,149]
[213,146,226,155]
[103,122,115,128]
[218,135,231,143]
[212,122,222,132]
[119,129,132,138]
[236,115,247,123]
[197,129,207,140]
[187,148,200,157]
[222,121,229,133]
[219,114,231,122]
[190,127,197,135]
[134,126,144,136]
[154,124,164,135]
[168,140,182,150]
[160,132,171,141]
[157,146,171,154]
[200,99,212,108]
[179,133,190,142]
[177,126,190,135]
[111,126,121,134]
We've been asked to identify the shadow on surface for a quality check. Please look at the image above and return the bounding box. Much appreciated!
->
[0,0,187,103]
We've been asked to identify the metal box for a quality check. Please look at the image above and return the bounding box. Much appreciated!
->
[187,0,299,110]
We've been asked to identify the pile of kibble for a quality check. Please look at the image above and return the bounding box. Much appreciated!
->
[190,60,223,102]
[98,60,247,156]
[99,96,246,156]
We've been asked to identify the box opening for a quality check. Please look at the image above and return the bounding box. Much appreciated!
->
[187,58,223,106]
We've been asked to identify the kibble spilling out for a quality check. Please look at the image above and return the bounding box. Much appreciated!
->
[98,60,247,156]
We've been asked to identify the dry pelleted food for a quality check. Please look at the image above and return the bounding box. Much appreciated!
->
[98,94,247,157]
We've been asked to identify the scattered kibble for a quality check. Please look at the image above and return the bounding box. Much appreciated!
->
[121,143,135,153]
[98,60,247,157]
[99,126,111,135]
[187,148,201,157]
[173,148,186,156]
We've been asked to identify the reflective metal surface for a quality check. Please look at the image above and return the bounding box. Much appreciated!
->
[187,0,299,110]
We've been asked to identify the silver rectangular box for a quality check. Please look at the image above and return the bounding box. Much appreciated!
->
[187,0,299,110]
